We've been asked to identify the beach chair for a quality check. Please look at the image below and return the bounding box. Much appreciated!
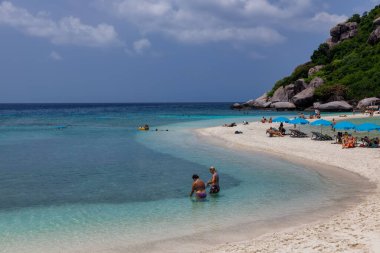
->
[321,134,333,141]
[312,132,333,141]
[289,129,308,138]
[311,131,323,140]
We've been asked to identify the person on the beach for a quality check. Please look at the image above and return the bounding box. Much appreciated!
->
[207,166,220,194]
[190,174,207,199]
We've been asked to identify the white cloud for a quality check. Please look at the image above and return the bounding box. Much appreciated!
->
[133,38,151,53]
[98,0,296,45]
[49,51,62,61]
[0,1,120,47]
[312,12,347,25]
[97,0,345,45]
[302,12,348,32]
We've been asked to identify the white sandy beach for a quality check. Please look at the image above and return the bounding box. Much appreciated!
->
[198,113,380,253]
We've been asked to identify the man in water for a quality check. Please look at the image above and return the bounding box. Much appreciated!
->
[207,166,220,194]
[190,174,207,199]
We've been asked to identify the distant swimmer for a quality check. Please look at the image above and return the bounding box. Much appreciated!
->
[207,166,220,194]
[190,174,207,199]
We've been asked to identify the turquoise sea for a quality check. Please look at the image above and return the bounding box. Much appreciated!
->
[0,103,370,252]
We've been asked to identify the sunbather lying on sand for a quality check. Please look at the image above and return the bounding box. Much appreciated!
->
[266,127,284,137]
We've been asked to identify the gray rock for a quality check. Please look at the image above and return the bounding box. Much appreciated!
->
[291,87,315,108]
[270,102,296,110]
[308,77,324,88]
[330,24,343,38]
[326,38,336,48]
[271,86,288,102]
[315,101,353,111]
[357,97,380,109]
[262,102,272,108]
[308,65,324,77]
[294,79,308,90]
[374,17,380,27]
[329,22,358,45]
[271,81,306,103]
[231,103,243,109]
[368,26,380,45]
[253,93,269,107]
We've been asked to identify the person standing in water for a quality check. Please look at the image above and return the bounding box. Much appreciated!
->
[207,166,220,194]
[190,174,207,199]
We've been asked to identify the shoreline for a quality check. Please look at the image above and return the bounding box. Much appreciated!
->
[197,113,380,252]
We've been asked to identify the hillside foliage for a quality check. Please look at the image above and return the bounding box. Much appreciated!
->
[268,5,380,101]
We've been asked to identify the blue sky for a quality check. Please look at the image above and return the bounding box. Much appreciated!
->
[1,0,379,103]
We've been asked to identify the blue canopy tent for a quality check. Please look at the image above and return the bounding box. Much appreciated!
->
[272,117,290,123]
[310,119,332,134]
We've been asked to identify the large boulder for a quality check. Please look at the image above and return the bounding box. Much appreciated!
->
[271,86,288,102]
[329,22,358,46]
[270,102,296,110]
[357,97,380,109]
[308,77,324,88]
[251,93,270,107]
[308,65,324,77]
[291,87,316,108]
[368,26,380,45]
[316,101,353,111]
[271,80,306,103]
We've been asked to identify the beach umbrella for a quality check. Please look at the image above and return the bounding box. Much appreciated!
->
[289,118,310,125]
[310,119,332,126]
[355,123,380,132]
[310,119,332,134]
[333,121,356,130]
[289,118,309,131]
[272,116,290,123]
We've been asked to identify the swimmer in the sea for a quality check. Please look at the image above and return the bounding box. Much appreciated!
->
[189,174,207,199]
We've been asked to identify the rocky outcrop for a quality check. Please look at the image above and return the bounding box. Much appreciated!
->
[316,101,353,111]
[250,93,270,108]
[327,22,358,47]
[290,77,324,108]
[291,87,315,108]
[357,97,380,109]
[270,102,296,110]
[374,17,380,27]
[368,26,380,45]
[330,22,358,42]
[271,86,287,102]
[271,79,306,103]
[367,17,380,45]
[231,103,243,109]
[308,65,324,77]
[308,77,324,88]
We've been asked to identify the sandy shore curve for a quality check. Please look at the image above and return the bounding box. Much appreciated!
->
[197,113,380,253]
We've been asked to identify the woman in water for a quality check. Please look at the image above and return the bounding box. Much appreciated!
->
[189,174,207,199]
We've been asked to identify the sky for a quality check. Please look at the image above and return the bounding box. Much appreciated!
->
[1,0,380,103]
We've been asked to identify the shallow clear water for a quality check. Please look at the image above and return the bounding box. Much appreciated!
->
[0,104,370,252]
